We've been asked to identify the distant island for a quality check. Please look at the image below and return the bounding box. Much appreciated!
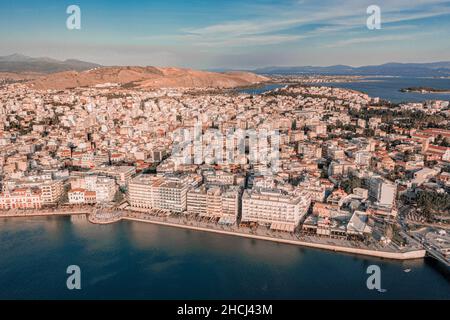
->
[400,87,450,93]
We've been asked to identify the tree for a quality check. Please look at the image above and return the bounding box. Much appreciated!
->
[416,190,450,220]
[291,119,297,130]
[340,176,362,194]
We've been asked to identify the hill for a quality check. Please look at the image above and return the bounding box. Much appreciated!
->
[28,66,270,90]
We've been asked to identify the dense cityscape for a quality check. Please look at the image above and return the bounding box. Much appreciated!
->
[1,74,449,265]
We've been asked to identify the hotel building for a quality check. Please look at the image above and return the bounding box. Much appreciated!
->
[128,174,193,213]
[241,188,311,231]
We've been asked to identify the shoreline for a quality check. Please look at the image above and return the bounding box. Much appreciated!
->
[121,216,426,261]
[400,87,450,94]
[0,209,426,261]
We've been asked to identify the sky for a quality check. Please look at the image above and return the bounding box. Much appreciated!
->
[1,0,450,69]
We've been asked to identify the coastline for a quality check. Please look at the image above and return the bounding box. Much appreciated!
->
[0,208,425,261]
[399,86,450,94]
[121,216,426,261]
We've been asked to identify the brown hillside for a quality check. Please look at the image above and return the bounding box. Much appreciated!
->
[28,66,269,90]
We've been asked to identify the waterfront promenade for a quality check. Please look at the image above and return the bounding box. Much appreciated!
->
[0,207,426,261]
[0,207,91,218]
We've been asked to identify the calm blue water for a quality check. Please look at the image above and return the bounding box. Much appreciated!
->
[238,78,450,103]
[310,77,450,103]
[0,217,448,299]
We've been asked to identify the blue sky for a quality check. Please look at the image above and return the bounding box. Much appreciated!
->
[1,0,450,68]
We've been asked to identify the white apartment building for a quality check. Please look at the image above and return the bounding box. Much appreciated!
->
[186,186,208,216]
[353,187,369,199]
[241,188,311,231]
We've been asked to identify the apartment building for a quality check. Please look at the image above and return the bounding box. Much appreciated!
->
[187,185,241,222]
[355,151,372,167]
[40,179,64,205]
[93,165,136,186]
[152,180,188,213]
[328,160,356,177]
[203,170,235,185]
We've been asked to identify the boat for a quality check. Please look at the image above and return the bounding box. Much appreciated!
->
[404,269,411,273]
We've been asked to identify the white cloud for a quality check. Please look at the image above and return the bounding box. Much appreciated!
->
[158,0,450,48]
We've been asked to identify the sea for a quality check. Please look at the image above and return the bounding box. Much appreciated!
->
[0,217,448,299]
[239,77,450,103]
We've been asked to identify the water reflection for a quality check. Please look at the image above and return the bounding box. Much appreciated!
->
[125,220,300,266]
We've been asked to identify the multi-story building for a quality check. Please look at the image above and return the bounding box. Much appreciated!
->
[327,147,346,161]
[40,179,64,205]
[72,151,95,169]
[70,175,116,203]
[186,186,208,216]
[4,178,64,206]
[203,170,235,186]
[298,142,322,159]
[241,188,311,231]
[128,175,158,209]
[187,185,241,222]
[95,176,117,203]
[355,151,371,167]
[128,174,191,213]
[152,180,188,213]
[328,160,355,177]
[0,188,42,210]
[68,189,96,205]
[93,165,136,187]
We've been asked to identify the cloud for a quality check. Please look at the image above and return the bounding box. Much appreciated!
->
[152,0,450,48]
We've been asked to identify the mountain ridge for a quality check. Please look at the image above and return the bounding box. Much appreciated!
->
[252,61,450,76]
[0,54,101,73]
